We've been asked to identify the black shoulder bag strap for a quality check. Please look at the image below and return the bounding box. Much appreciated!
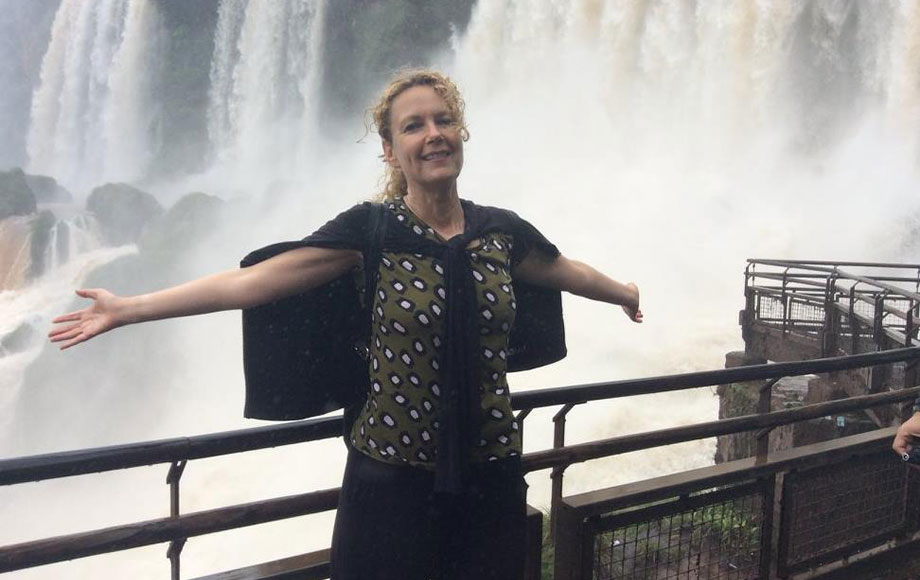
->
[364,203,387,314]
[343,203,388,444]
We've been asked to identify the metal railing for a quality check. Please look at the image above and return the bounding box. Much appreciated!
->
[743,260,920,354]
[3,346,920,578]
[555,427,920,580]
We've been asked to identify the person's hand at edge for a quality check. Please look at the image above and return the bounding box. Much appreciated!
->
[621,282,643,323]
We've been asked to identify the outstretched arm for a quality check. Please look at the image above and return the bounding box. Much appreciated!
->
[513,252,643,323]
[49,246,361,349]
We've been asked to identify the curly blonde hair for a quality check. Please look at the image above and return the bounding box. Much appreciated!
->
[369,69,470,201]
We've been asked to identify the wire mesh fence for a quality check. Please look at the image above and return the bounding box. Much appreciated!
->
[589,483,767,580]
[755,294,784,323]
[746,261,920,352]
[779,452,920,572]
[787,298,824,334]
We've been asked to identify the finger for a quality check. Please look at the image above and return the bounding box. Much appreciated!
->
[75,288,99,300]
[49,323,81,339]
[52,311,85,324]
[59,333,89,350]
[50,327,83,343]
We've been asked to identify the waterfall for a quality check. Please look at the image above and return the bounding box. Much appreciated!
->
[40,214,104,275]
[447,0,920,492]
[100,0,165,184]
[454,0,920,160]
[26,0,165,191]
[206,0,327,178]
[0,218,31,291]
[0,213,101,292]
[0,210,118,442]
[4,3,920,578]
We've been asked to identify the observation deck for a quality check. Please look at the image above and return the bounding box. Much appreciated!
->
[2,260,920,579]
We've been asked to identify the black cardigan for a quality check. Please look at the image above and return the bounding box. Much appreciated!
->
[240,200,567,424]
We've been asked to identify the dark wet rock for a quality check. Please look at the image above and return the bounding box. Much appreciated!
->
[28,210,57,279]
[0,168,37,220]
[24,173,73,203]
[83,191,225,293]
[86,183,163,245]
[139,191,224,257]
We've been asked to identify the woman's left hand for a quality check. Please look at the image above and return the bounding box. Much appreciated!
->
[621,282,643,323]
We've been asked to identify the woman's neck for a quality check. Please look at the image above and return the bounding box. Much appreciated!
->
[403,183,464,235]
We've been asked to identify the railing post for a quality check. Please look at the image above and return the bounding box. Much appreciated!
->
[166,460,187,580]
[515,408,532,448]
[850,289,859,354]
[550,403,577,542]
[553,501,586,580]
[756,377,782,462]
[742,262,755,345]
[822,275,839,357]
[873,293,887,344]
[781,269,790,334]
[906,302,915,347]
[759,474,777,580]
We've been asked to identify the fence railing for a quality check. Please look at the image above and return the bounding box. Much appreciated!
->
[548,341,920,579]
[3,346,920,579]
[743,259,920,355]
[554,427,920,580]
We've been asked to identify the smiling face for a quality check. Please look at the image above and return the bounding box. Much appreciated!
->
[382,85,464,196]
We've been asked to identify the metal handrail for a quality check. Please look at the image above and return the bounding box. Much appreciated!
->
[748,259,920,302]
[523,384,920,472]
[748,258,920,269]
[2,347,919,575]
[3,348,918,487]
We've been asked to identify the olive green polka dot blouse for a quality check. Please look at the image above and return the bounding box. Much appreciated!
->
[350,198,524,468]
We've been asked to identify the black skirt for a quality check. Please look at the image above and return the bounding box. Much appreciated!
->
[330,448,528,580]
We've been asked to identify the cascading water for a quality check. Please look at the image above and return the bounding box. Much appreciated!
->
[447,0,920,498]
[0,212,111,401]
[3,1,920,578]
[0,218,32,290]
[39,214,104,275]
[26,0,164,191]
[206,0,327,178]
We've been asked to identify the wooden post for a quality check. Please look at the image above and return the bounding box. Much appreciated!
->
[758,474,777,580]
[553,501,586,580]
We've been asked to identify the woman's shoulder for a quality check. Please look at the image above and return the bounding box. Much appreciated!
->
[463,199,560,262]
[461,198,527,229]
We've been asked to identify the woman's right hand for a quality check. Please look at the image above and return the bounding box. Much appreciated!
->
[48,288,127,350]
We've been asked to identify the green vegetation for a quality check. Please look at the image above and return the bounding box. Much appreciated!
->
[592,500,761,579]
